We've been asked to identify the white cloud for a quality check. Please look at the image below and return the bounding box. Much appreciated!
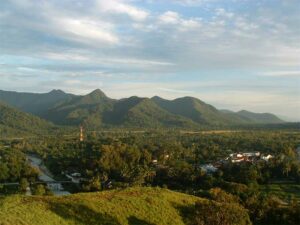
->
[234,17,259,31]
[260,71,300,77]
[170,0,217,6]
[158,11,201,30]
[215,8,234,18]
[45,52,90,62]
[97,0,148,21]
[158,11,181,24]
[158,87,194,94]
[52,17,119,44]
[43,51,175,68]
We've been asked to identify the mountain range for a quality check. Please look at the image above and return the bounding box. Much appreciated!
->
[0,89,284,131]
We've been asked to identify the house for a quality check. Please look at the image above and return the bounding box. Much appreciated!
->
[71,172,81,177]
[228,151,261,163]
[66,172,82,184]
[231,158,244,163]
[243,152,260,157]
[200,164,218,173]
[237,153,243,158]
[152,159,158,164]
[261,154,273,161]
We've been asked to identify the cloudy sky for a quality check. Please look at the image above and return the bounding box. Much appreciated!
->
[0,0,299,120]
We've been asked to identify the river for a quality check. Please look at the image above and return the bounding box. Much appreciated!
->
[27,155,70,196]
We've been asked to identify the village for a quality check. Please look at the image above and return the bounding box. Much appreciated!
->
[200,151,274,173]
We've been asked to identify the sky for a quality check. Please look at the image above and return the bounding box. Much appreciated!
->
[0,0,299,121]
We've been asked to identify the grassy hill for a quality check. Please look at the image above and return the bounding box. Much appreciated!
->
[0,187,200,225]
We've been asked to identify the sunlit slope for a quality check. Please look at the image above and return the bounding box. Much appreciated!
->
[0,187,199,225]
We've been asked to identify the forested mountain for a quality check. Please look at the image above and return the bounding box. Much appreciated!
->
[0,89,74,115]
[0,102,54,136]
[103,97,197,128]
[42,89,115,127]
[0,89,284,129]
[236,110,284,124]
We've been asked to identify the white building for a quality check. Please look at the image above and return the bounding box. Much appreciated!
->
[200,164,218,173]
[243,152,260,157]
[231,158,244,163]
[261,154,273,161]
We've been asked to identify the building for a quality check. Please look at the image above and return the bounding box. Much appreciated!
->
[243,152,260,157]
[200,164,218,173]
[261,154,274,161]
[152,159,158,164]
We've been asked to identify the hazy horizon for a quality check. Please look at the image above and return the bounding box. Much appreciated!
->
[0,0,299,120]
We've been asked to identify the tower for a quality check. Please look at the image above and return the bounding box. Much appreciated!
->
[80,126,84,142]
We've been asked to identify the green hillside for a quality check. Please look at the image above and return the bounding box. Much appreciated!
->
[0,187,197,225]
[0,102,54,137]
[104,97,197,128]
[0,187,252,225]
[152,96,231,125]
[43,89,115,127]
[237,110,284,124]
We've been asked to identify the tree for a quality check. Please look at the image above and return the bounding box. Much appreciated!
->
[0,162,9,181]
[194,200,252,225]
[208,188,239,204]
[33,184,46,196]
[19,178,29,193]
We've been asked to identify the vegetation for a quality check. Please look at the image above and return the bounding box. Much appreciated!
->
[0,102,55,137]
[0,147,38,183]
[0,89,73,115]
[260,183,300,203]
[194,199,251,225]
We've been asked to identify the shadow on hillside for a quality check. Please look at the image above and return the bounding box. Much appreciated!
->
[173,203,196,225]
[127,216,155,225]
[49,202,121,225]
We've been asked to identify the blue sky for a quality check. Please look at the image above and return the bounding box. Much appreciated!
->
[0,0,299,120]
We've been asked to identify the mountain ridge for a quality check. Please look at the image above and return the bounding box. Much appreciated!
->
[0,89,285,129]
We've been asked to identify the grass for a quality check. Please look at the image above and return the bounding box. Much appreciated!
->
[0,187,200,225]
[260,183,300,203]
